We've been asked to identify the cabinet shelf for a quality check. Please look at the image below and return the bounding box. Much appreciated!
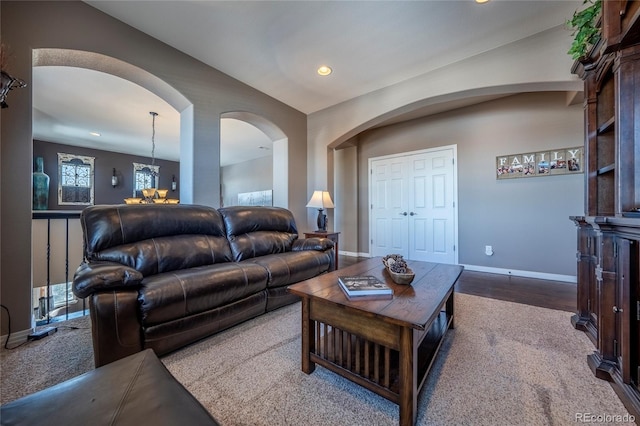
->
[597,116,615,134]
[597,163,616,175]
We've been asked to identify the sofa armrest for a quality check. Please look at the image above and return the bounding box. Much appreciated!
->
[292,237,334,252]
[73,261,143,299]
[90,290,143,367]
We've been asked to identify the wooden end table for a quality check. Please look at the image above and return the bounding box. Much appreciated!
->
[288,257,463,426]
[304,231,340,269]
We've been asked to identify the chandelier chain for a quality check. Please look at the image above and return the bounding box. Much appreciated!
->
[150,111,158,168]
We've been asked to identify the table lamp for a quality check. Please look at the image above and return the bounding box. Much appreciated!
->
[306,190,334,232]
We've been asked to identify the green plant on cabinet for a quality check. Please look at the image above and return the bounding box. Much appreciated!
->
[567,0,602,60]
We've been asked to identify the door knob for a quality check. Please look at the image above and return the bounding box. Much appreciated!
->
[613,306,623,313]
[409,212,417,216]
[399,212,407,216]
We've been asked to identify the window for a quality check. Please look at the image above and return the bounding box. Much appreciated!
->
[57,153,95,205]
[33,282,83,323]
[133,162,159,197]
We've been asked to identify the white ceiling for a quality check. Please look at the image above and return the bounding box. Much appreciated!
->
[31,0,582,164]
[32,67,272,165]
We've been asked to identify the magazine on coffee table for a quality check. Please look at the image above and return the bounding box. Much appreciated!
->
[338,275,393,299]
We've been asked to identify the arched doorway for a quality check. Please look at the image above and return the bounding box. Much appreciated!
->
[30,48,192,323]
[32,48,192,201]
[220,111,288,208]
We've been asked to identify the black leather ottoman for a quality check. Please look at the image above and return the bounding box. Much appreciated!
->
[0,349,218,426]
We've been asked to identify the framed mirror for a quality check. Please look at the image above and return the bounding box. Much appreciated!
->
[57,153,95,206]
[133,162,159,197]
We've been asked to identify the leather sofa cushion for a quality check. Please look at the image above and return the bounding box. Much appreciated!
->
[143,292,267,356]
[138,262,268,326]
[226,231,297,262]
[83,204,228,255]
[93,234,233,277]
[81,204,231,270]
[219,206,298,261]
[245,250,332,288]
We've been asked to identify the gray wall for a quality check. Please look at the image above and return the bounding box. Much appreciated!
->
[221,156,273,207]
[333,146,358,252]
[34,140,180,208]
[338,92,584,277]
[1,1,307,336]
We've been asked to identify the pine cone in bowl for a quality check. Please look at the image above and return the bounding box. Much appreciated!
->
[382,254,415,285]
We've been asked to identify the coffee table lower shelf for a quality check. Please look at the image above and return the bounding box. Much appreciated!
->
[300,292,454,425]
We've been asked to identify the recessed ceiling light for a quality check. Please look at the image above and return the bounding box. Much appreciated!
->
[90,132,101,137]
[317,66,332,76]
[475,0,490,3]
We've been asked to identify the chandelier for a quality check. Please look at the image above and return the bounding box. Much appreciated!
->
[124,111,179,205]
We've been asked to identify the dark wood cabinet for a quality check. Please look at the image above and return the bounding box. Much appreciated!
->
[571,1,640,418]
[570,217,598,345]
[578,218,640,417]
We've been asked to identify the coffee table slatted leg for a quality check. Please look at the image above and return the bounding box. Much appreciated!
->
[447,292,455,329]
[398,326,417,426]
[301,298,315,374]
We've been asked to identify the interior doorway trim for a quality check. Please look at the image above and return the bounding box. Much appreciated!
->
[368,144,458,264]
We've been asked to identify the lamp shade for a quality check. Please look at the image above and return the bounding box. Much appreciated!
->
[306,190,334,209]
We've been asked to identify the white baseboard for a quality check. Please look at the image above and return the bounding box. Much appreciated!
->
[461,264,576,284]
[338,252,576,284]
[0,328,32,350]
[338,250,371,258]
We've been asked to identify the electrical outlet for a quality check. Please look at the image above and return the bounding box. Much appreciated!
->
[485,245,494,256]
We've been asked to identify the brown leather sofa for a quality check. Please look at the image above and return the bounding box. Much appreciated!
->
[72,204,334,367]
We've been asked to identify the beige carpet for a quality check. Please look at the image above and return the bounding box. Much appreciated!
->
[1,293,632,425]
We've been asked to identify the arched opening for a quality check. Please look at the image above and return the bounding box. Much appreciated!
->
[220,111,288,208]
[30,48,192,323]
[32,48,193,202]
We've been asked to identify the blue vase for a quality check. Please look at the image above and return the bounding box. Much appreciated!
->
[33,156,50,210]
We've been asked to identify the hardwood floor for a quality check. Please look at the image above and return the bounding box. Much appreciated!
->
[338,255,576,312]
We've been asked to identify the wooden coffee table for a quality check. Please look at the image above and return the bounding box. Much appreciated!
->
[288,257,463,426]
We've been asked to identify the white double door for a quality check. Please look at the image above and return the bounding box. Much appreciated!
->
[369,145,457,264]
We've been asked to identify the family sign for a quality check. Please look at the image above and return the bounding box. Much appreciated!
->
[496,146,583,179]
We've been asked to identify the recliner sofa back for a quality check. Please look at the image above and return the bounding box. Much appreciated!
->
[81,204,233,276]
[220,206,298,261]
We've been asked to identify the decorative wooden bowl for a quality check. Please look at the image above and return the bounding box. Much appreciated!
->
[387,268,415,285]
[382,257,415,285]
